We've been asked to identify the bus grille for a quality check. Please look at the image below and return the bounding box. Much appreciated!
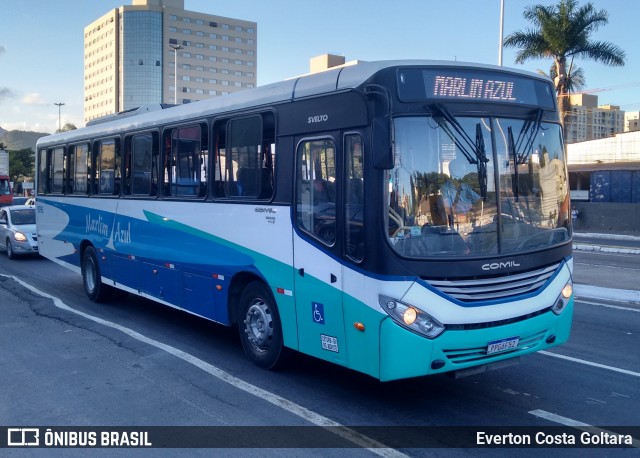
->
[425,262,562,303]
[443,331,547,364]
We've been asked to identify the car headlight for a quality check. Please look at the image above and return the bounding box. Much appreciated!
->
[552,280,573,315]
[13,232,28,242]
[379,295,445,339]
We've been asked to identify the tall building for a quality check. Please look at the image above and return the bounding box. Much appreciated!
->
[565,93,625,143]
[84,0,257,123]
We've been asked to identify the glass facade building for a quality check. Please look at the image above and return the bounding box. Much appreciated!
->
[120,10,163,110]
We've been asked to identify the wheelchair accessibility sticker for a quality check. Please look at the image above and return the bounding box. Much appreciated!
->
[312,302,325,325]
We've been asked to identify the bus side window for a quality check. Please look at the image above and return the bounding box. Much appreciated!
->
[227,116,261,198]
[72,144,89,195]
[345,134,365,261]
[214,113,274,200]
[97,139,118,195]
[51,147,65,194]
[37,149,48,195]
[166,125,207,198]
[67,147,75,194]
[296,138,337,246]
[130,133,154,196]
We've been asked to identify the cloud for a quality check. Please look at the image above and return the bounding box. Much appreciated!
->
[0,87,17,102]
[22,92,47,106]
[0,44,5,54]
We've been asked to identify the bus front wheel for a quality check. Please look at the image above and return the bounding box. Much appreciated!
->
[82,246,113,303]
[237,281,285,369]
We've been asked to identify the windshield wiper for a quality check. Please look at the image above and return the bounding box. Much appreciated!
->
[475,123,488,200]
[430,104,489,200]
[508,126,519,201]
[514,109,543,165]
[430,104,479,164]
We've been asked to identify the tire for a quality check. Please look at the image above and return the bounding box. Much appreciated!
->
[82,246,113,302]
[237,281,285,369]
[6,239,15,259]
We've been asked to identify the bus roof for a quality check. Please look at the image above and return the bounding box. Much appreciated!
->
[37,59,551,148]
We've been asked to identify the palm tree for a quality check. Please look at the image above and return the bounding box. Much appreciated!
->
[540,65,585,135]
[548,65,585,94]
[504,0,625,127]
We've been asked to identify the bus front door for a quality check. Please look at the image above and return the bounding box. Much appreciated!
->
[293,135,347,365]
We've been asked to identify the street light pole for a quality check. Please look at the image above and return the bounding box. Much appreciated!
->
[498,0,505,66]
[54,102,65,132]
[168,44,183,105]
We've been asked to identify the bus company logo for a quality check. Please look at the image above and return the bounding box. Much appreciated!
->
[481,260,521,271]
[86,214,109,237]
[307,114,328,124]
[8,428,40,446]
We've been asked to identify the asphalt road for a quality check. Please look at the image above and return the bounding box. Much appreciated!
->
[0,250,638,456]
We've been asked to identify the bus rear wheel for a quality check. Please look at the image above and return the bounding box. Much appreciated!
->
[237,281,285,369]
[82,246,113,302]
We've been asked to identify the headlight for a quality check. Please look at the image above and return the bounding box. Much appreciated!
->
[552,280,573,315]
[379,295,445,339]
[13,232,27,242]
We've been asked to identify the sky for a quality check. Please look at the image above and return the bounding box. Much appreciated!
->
[0,0,639,134]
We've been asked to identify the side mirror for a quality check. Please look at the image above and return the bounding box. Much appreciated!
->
[372,118,393,170]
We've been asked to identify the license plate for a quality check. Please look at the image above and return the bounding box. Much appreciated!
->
[487,336,519,355]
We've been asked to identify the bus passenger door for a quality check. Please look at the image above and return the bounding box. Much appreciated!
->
[293,135,347,365]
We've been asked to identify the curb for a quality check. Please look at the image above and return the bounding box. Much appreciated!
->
[573,243,640,255]
[574,284,640,307]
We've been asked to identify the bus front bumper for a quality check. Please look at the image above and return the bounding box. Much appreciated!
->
[378,299,574,381]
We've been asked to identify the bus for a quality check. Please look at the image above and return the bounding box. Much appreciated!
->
[35,60,573,381]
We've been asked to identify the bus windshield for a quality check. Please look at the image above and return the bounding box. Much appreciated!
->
[386,115,570,258]
[0,178,11,195]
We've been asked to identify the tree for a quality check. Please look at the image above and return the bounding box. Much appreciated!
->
[8,148,35,185]
[56,122,78,133]
[539,65,585,134]
[504,0,625,127]
[548,65,585,94]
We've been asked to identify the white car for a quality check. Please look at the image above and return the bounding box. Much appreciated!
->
[0,205,38,258]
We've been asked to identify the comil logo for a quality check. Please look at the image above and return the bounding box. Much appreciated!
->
[481,260,521,271]
[8,428,40,446]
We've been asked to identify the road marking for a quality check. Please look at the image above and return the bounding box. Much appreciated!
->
[574,261,640,273]
[8,276,407,458]
[529,409,640,448]
[540,351,640,378]
[575,299,640,312]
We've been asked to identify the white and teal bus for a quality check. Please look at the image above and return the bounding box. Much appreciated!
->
[35,60,574,381]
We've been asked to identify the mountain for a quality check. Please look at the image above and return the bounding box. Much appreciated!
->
[0,129,50,151]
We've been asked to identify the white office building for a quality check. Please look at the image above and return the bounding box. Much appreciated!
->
[84,0,257,123]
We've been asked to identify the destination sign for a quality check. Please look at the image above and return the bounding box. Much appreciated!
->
[397,68,555,108]
[433,75,516,101]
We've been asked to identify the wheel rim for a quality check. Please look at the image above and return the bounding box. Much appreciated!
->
[243,298,274,349]
[85,257,97,293]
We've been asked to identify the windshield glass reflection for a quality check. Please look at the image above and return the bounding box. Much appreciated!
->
[386,116,570,258]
